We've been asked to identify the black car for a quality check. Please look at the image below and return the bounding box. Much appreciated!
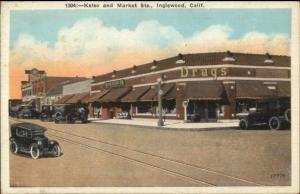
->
[239,99,291,130]
[53,104,88,124]
[9,106,20,117]
[17,106,40,119]
[40,105,54,121]
[10,123,61,159]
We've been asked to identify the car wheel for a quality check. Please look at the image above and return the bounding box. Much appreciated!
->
[269,116,281,130]
[52,144,61,157]
[10,141,18,154]
[239,119,249,130]
[30,144,40,159]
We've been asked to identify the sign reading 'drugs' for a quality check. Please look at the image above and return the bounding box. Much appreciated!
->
[180,67,228,79]
[104,79,125,89]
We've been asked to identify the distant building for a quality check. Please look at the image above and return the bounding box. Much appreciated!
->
[63,79,91,96]
[45,79,90,105]
[53,79,91,106]
[20,68,86,111]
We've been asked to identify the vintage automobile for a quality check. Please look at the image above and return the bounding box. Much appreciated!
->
[10,122,61,159]
[53,104,88,124]
[40,105,54,121]
[239,99,291,130]
[16,106,40,119]
[9,106,20,117]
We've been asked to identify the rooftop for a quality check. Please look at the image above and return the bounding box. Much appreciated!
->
[93,52,290,83]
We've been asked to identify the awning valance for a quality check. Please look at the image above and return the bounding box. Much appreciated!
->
[185,82,224,100]
[99,87,131,102]
[121,86,150,102]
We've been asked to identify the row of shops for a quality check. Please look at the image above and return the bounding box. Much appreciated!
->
[19,52,291,122]
[54,80,290,122]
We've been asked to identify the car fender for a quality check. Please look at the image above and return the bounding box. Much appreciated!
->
[48,140,59,148]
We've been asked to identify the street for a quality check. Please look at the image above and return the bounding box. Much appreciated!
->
[9,118,291,187]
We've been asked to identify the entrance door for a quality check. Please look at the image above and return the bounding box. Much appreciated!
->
[187,100,218,122]
[207,102,217,122]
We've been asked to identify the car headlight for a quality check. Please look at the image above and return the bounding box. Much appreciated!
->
[37,140,42,145]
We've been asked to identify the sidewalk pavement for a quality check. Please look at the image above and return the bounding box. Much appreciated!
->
[89,118,240,131]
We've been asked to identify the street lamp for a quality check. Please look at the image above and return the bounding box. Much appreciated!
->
[157,77,164,126]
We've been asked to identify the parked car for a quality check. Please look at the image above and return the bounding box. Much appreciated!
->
[9,106,20,117]
[239,98,291,130]
[53,104,88,124]
[16,106,40,119]
[40,105,54,121]
[10,122,61,159]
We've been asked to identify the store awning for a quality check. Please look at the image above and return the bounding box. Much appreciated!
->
[163,84,177,100]
[185,82,224,100]
[236,82,276,99]
[277,82,290,97]
[121,86,150,102]
[86,90,110,103]
[139,83,175,101]
[99,87,131,102]
[55,94,74,104]
[64,92,90,104]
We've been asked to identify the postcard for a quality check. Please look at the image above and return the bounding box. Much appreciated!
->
[1,1,299,194]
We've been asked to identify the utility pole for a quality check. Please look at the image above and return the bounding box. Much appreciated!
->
[157,77,164,126]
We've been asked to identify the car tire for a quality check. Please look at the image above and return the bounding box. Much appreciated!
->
[239,119,249,130]
[10,141,18,154]
[30,144,40,159]
[269,116,281,130]
[52,144,61,157]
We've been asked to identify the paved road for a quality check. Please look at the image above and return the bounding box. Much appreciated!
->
[9,118,291,187]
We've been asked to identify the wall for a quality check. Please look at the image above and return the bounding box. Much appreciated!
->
[63,79,91,95]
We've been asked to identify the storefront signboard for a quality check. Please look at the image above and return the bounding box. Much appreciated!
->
[104,79,125,89]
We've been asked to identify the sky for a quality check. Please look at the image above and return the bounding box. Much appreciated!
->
[9,9,291,99]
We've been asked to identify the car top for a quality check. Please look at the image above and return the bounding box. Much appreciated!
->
[11,122,47,132]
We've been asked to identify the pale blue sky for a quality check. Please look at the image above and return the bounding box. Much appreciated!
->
[10,9,291,48]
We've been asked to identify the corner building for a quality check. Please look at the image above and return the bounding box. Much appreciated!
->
[89,52,290,122]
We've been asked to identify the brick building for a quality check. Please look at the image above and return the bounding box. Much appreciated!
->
[87,51,290,122]
[21,68,86,111]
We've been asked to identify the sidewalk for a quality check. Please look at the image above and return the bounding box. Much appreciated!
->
[89,118,240,131]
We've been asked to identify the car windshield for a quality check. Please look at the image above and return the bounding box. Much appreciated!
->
[32,131,45,137]
[256,102,269,113]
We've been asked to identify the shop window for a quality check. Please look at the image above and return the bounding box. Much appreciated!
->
[93,107,101,117]
[236,100,256,113]
[162,99,176,115]
[218,105,225,117]
[136,102,153,115]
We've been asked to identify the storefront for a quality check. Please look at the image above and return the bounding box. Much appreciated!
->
[89,52,291,122]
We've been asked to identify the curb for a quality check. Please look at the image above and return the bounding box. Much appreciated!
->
[90,121,239,131]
